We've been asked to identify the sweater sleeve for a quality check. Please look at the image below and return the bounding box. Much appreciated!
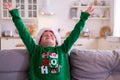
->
[61,12,90,53]
[9,9,36,55]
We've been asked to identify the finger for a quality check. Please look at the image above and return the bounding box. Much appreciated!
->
[3,3,7,7]
[88,7,94,13]
[7,3,11,7]
[3,2,9,8]
[90,8,94,13]
[86,6,93,12]
[87,6,92,10]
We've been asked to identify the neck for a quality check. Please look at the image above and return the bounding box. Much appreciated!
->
[40,43,55,48]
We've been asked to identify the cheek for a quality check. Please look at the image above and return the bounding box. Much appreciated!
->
[52,37,56,42]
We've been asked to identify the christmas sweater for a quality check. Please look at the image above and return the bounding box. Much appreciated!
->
[9,9,90,80]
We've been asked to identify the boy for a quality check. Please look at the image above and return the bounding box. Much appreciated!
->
[3,2,94,80]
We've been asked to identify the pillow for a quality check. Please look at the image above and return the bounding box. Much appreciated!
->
[69,49,119,80]
[0,49,30,72]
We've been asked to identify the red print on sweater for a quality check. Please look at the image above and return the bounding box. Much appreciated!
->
[42,53,49,58]
[42,60,49,66]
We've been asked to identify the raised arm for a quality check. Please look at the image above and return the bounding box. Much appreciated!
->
[61,6,94,53]
[3,2,36,54]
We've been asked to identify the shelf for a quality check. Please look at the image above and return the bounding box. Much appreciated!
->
[61,36,100,39]
[0,36,20,39]
[72,17,110,20]
[70,4,110,21]
[71,5,110,8]
[80,36,100,39]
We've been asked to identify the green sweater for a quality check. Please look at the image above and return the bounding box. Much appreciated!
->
[9,9,90,80]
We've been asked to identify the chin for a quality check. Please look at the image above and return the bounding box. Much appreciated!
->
[43,44,55,47]
[41,41,55,47]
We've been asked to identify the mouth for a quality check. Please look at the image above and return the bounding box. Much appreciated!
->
[46,38,52,40]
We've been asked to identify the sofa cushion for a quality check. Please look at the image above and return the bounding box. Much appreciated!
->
[0,72,28,80]
[0,49,30,72]
[70,49,120,80]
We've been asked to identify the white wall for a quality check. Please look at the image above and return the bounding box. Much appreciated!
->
[0,0,114,38]
[37,0,114,37]
[37,0,78,37]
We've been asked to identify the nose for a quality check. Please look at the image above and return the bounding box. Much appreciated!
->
[46,34,51,37]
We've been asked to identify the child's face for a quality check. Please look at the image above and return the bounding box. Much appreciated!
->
[39,31,57,47]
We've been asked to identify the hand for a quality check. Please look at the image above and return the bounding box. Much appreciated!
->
[3,2,14,11]
[85,6,94,14]
[81,6,94,14]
